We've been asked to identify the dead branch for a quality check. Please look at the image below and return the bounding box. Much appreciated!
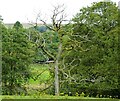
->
[37,4,67,32]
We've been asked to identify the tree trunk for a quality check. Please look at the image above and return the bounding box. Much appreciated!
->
[55,43,62,96]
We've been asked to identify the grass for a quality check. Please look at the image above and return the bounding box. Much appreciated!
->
[2,64,120,100]
[1,95,118,100]
[24,64,52,95]
[28,64,51,84]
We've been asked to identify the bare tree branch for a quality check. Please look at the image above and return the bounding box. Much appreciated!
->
[37,4,67,32]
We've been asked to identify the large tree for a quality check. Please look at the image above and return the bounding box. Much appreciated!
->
[61,1,119,98]
[2,21,35,95]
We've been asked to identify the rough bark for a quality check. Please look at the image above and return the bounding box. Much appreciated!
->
[55,43,62,96]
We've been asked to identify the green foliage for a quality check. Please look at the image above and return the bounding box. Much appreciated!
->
[1,95,113,99]
[26,26,59,62]
[34,30,59,62]
[60,1,119,98]
[13,21,23,30]
[2,21,35,95]
[80,92,85,97]
[1,1,120,98]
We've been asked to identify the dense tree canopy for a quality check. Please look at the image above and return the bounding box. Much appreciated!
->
[2,21,35,95]
[60,1,119,98]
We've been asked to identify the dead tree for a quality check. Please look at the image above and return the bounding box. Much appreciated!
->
[37,4,67,96]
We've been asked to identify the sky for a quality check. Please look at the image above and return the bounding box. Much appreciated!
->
[0,0,119,23]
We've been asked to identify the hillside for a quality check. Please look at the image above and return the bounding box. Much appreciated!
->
[4,23,42,28]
